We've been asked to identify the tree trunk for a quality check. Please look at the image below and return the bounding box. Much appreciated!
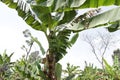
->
[43,51,56,80]
[47,52,56,80]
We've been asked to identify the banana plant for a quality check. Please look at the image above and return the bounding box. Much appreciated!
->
[1,0,120,79]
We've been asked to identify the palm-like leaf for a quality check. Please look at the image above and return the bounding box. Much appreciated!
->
[1,0,44,31]
[48,30,71,62]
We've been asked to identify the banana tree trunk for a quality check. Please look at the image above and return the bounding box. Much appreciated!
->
[42,51,56,80]
[46,52,56,80]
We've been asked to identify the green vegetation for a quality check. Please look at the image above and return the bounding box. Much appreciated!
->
[0,0,120,79]
[1,51,120,80]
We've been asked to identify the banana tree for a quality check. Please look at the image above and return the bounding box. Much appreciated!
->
[1,0,120,79]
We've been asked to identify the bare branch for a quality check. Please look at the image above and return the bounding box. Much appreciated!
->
[97,31,111,57]
[83,35,102,64]
[82,30,116,69]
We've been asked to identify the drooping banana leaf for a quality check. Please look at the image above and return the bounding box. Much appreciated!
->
[66,6,120,31]
[1,0,46,31]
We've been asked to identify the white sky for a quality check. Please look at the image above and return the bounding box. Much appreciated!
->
[0,2,120,69]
